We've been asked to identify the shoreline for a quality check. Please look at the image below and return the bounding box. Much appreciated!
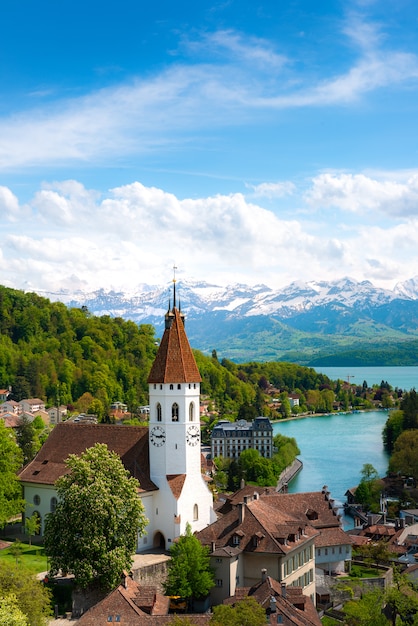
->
[271,407,390,424]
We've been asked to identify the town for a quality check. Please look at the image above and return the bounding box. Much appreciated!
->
[1,286,418,626]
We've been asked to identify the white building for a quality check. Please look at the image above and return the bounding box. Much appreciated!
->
[19,290,215,551]
[211,417,274,459]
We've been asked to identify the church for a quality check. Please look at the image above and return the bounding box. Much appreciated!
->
[18,285,216,551]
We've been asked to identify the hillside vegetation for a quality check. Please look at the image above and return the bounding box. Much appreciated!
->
[0,286,333,416]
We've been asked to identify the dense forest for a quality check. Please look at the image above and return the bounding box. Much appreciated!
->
[0,286,336,418]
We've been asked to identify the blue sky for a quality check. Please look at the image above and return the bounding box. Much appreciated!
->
[1,0,418,293]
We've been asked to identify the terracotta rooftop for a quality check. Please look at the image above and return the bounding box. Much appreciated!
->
[217,487,342,530]
[18,422,157,493]
[147,307,201,384]
[225,575,321,626]
[197,497,318,556]
[166,474,186,499]
[77,573,211,625]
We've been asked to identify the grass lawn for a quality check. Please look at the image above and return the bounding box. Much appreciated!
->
[0,540,48,576]
[338,564,382,580]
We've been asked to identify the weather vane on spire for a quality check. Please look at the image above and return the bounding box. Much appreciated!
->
[173,264,178,308]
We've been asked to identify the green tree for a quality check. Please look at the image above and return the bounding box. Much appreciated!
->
[8,541,23,566]
[15,416,39,464]
[44,443,147,590]
[389,430,418,480]
[25,513,40,546]
[0,420,24,528]
[0,562,52,626]
[385,570,418,625]
[210,597,266,626]
[344,587,389,626]
[383,410,404,452]
[355,464,382,512]
[0,594,29,626]
[163,523,214,606]
[402,390,418,430]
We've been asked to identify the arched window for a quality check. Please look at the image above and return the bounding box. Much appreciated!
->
[193,504,198,521]
[50,497,57,513]
[156,403,162,422]
[33,494,40,506]
[169,384,174,390]
[189,402,195,422]
[177,384,181,390]
[172,403,179,422]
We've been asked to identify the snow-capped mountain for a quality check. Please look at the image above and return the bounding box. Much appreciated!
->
[40,276,418,364]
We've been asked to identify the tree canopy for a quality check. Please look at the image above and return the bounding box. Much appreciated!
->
[0,594,29,626]
[389,429,418,480]
[0,562,52,626]
[44,443,147,590]
[210,597,266,626]
[163,523,214,604]
[0,420,24,528]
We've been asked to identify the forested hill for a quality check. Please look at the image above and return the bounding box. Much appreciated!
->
[0,286,331,416]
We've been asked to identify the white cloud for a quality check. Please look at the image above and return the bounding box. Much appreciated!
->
[0,14,416,171]
[247,181,296,199]
[2,176,418,294]
[306,172,418,216]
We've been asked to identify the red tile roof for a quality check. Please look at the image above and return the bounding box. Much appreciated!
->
[166,474,186,499]
[77,574,211,625]
[197,497,318,556]
[226,576,321,626]
[18,422,157,493]
[147,308,201,384]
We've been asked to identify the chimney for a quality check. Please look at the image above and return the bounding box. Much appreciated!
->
[240,478,245,489]
[281,582,286,598]
[238,502,245,523]
[211,541,216,553]
[261,568,267,582]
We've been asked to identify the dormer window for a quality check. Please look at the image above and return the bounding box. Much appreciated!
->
[232,530,244,546]
[306,508,318,521]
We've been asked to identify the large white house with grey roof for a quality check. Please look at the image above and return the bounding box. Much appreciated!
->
[211,416,274,459]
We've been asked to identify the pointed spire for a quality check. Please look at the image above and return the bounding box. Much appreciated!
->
[173,264,177,309]
[149,268,200,384]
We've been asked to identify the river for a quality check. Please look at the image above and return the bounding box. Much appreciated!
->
[273,410,390,529]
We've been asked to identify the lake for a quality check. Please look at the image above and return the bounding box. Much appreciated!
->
[274,410,390,529]
[315,366,418,391]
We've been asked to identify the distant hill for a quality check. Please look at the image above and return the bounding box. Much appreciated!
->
[39,276,418,365]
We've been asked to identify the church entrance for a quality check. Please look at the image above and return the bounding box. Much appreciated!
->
[153,531,166,549]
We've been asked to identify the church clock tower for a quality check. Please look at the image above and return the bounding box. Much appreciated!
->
[147,279,215,548]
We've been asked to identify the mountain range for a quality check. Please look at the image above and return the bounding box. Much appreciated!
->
[39,277,418,365]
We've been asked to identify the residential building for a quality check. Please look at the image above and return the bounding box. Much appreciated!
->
[211,417,274,459]
[0,399,20,415]
[225,571,321,626]
[110,401,128,412]
[0,388,11,402]
[288,394,300,408]
[76,571,211,625]
[196,485,350,605]
[47,405,67,424]
[19,398,46,413]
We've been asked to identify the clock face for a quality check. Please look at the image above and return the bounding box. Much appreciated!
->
[186,424,200,446]
[150,426,166,446]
